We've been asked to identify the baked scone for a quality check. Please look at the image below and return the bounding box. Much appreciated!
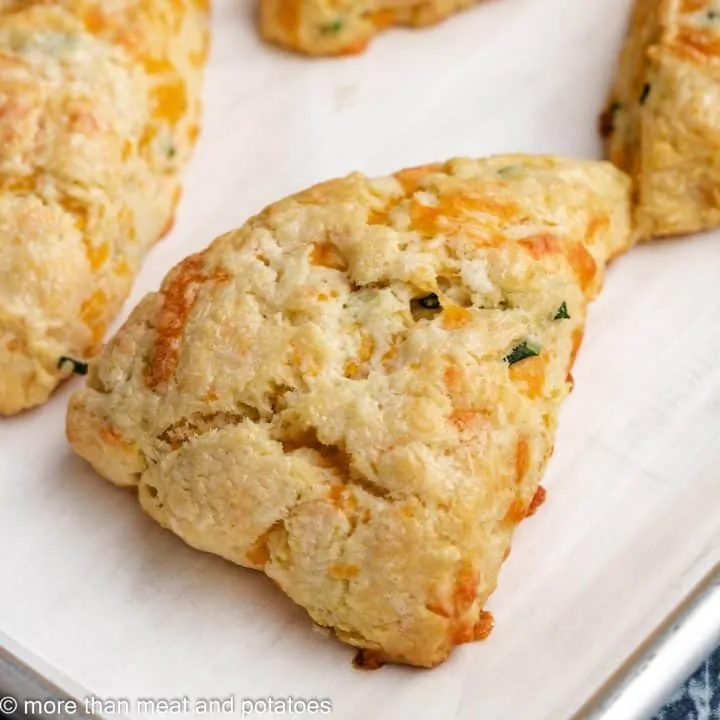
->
[260,0,483,56]
[0,0,209,415]
[67,156,633,667]
[601,0,720,238]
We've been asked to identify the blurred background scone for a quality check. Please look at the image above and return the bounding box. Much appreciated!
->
[68,155,633,668]
[260,0,484,56]
[0,0,209,415]
[602,0,720,238]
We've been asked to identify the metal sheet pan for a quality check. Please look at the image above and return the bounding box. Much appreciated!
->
[1,0,719,718]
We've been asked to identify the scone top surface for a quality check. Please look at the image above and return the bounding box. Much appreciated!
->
[68,156,632,667]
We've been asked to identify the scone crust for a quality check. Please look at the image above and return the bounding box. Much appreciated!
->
[68,156,633,667]
[260,0,482,56]
[602,0,720,237]
[0,0,209,414]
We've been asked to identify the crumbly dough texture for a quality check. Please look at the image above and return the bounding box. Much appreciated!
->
[67,156,633,667]
[260,0,483,56]
[0,0,209,415]
[602,0,720,238]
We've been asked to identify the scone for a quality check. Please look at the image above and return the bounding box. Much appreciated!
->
[260,0,483,56]
[0,0,209,415]
[601,0,720,238]
[67,156,634,668]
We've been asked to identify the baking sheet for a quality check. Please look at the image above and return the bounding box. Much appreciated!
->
[2,0,720,718]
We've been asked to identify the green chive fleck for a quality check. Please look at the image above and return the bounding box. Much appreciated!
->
[321,19,343,33]
[504,340,541,365]
[708,9,720,21]
[553,302,570,320]
[57,356,88,375]
[639,83,651,105]
[600,101,623,138]
[417,293,441,310]
[497,165,523,178]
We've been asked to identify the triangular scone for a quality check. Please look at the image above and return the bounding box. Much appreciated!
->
[67,156,633,668]
[602,0,720,238]
[260,0,483,56]
[0,1,208,415]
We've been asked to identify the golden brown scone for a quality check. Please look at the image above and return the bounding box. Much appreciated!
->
[601,0,720,238]
[67,156,634,668]
[0,0,209,415]
[259,0,483,56]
